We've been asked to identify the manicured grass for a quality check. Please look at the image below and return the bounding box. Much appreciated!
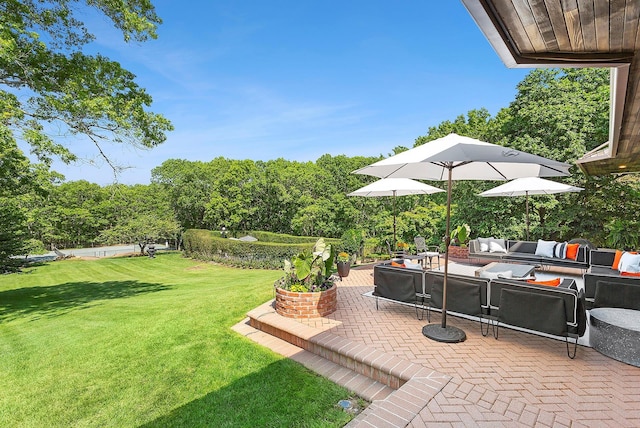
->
[0,253,355,427]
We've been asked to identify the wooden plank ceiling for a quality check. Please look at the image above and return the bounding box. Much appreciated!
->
[462,0,640,175]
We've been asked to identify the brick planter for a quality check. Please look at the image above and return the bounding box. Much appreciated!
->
[448,245,469,259]
[275,284,337,319]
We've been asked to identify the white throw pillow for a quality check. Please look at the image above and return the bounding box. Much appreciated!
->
[478,237,492,252]
[618,252,640,272]
[488,238,507,253]
[535,240,556,258]
[404,260,422,270]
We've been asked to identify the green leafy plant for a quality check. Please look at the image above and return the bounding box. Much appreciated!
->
[450,224,471,247]
[274,238,336,292]
[606,219,639,250]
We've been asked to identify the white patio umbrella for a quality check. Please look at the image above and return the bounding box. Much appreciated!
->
[479,177,583,240]
[353,133,571,343]
[348,178,444,247]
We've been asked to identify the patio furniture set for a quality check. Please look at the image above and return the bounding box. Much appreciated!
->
[372,239,640,364]
[373,262,586,358]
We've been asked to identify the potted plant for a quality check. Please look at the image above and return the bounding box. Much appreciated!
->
[273,238,338,318]
[336,251,351,278]
[448,224,471,259]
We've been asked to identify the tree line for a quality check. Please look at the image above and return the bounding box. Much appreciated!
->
[4,65,640,270]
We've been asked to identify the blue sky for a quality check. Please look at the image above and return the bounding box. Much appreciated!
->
[48,1,531,185]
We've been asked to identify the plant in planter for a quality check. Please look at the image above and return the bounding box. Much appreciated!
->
[273,238,338,318]
[336,251,351,278]
[448,224,471,259]
[450,224,471,247]
[274,238,336,292]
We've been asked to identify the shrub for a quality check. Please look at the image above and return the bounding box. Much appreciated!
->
[183,229,339,269]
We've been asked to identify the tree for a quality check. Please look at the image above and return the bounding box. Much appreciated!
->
[502,68,609,161]
[0,198,28,272]
[1,0,173,173]
[152,159,217,230]
[0,125,48,270]
[414,108,495,146]
[39,180,107,248]
[96,182,181,252]
[99,214,181,254]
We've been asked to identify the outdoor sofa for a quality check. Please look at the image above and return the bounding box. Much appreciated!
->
[583,249,640,311]
[488,277,586,358]
[468,238,590,270]
[372,263,587,357]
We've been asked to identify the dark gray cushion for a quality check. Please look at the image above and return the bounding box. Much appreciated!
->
[431,276,483,316]
[594,280,640,311]
[373,267,421,303]
[508,241,537,254]
[590,250,616,268]
[499,288,567,336]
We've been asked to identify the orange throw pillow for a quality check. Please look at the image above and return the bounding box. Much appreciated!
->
[391,261,405,268]
[566,243,580,260]
[621,271,640,277]
[612,250,624,270]
[527,278,561,286]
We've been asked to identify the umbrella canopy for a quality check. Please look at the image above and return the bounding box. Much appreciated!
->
[353,133,572,343]
[354,133,571,180]
[479,177,583,240]
[479,176,583,197]
[348,178,444,246]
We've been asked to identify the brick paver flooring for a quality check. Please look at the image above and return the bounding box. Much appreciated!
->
[299,265,640,427]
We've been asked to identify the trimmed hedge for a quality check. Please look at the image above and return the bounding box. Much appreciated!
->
[229,230,327,244]
[183,229,339,269]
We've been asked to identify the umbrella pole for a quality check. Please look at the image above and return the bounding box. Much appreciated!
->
[442,170,452,328]
[422,165,466,343]
[392,191,397,248]
[525,191,530,241]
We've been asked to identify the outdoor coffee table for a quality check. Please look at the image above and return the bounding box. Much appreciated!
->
[474,261,536,279]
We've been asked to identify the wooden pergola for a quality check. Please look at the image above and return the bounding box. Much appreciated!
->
[462,0,640,175]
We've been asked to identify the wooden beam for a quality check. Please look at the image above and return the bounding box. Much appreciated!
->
[594,0,610,50]
[491,0,536,53]
[543,0,572,50]
[562,0,584,51]
[513,0,548,51]
[530,0,560,50]
[578,0,597,51]
[623,0,640,50]
[610,0,626,51]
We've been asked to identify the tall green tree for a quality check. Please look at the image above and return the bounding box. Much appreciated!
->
[1,0,172,172]
[151,159,217,230]
[0,126,47,270]
[498,68,616,243]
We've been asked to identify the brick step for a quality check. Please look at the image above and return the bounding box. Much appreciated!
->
[239,300,454,427]
[232,318,394,403]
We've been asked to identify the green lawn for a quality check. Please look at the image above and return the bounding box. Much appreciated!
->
[0,253,355,427]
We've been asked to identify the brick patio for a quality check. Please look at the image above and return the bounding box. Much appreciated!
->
[235,263,640,427]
